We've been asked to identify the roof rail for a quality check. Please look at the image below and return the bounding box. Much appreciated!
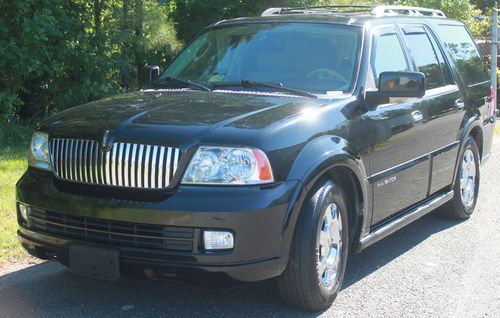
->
[261,6,372,17]
[261,5,447,18]
[371,6,446,18]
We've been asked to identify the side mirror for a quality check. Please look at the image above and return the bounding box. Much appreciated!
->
[377,71,426,98]
[143,65,160,86]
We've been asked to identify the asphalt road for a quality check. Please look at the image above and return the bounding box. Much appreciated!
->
[1,136,500,318]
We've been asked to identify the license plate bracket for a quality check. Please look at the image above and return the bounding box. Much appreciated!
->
[69,244,120,281]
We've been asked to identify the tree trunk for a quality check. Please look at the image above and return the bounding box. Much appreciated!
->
[122,0,132,89]
[93,0,105,34]
[134,0,144,85]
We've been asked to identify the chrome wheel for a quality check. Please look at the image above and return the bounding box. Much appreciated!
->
[317,203,342,288]
[460,149,476,208]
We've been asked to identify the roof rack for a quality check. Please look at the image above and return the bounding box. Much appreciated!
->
[261,5,447,18]
[371,6,446,18]
[261,6,371,17]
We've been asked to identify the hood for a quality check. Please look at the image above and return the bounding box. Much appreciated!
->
[40,90,336,147]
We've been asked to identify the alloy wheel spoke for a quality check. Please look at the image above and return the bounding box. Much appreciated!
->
[317,257,328,277]
[317,203,343,288]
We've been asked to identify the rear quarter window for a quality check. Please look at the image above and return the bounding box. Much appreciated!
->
[436,24,489,86]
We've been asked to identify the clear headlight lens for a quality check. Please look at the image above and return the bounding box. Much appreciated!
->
[182,146,274,185]
[28,132,51,170]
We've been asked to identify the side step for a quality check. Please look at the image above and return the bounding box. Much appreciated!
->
[358,190,454,250]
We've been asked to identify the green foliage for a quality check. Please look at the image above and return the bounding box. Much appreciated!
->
[394,0,490,37]
[0,0,492,124]
[0,0,181,123]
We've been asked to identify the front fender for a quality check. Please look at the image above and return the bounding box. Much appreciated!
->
[278,135,371,256]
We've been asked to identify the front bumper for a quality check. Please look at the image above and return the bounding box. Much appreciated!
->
[16,168,301,282]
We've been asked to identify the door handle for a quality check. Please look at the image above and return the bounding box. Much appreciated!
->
[411,110,423,125]
[455,99,465,111]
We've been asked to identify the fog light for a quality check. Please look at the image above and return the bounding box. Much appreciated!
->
[18,203,29,221]
[203,231,234,250]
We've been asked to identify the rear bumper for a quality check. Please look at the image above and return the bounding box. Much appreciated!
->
[16,168,302,282]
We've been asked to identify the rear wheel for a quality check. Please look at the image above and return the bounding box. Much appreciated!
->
[277,180,349,311]
[439,136,480,220]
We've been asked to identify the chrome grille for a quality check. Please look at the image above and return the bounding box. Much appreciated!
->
[49,138,180,189]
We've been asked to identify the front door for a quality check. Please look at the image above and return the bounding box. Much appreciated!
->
[363,26,430,224]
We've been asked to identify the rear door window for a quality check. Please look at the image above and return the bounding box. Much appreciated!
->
[401,26,453,90]
[436,24,488,85]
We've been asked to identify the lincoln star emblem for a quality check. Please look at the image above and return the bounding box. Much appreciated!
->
[101,130,112,151]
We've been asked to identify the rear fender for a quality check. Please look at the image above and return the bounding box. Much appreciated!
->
[452,114,482,185]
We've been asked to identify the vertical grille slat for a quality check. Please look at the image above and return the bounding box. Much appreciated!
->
[117,143,124,187]
[100,148,105,185]
[137,144,144,188]
[94,141,100,184]
[82,141,88,183]
[158,147,165,188]
[151,146,158,189]
[89,140,95,184]
[124,143,131,187]
[77,140,83,182]
[144,145,151,188]
[105,149,111,186]
[49,138,179,189]
[131,144,137,188]
[166,148,172,186]
[111,144,117,186]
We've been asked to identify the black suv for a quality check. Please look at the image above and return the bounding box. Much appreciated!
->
[16,5,496,310]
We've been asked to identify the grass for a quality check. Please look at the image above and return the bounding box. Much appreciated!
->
[0,124,32,263]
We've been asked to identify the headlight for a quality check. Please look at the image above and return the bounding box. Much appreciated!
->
[28,132,51,170]
[182,146,274,185]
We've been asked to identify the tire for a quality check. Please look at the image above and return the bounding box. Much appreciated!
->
[439,136,480,220]
[277,180,349,311]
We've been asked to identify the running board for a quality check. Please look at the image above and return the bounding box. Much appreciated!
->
[358,190,454,250]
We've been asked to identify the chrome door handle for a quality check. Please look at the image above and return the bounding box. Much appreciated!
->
[455,99,465,111]
[411,110,423,124]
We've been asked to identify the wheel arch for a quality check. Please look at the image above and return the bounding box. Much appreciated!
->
[453,115,484,185]
[280,135,370,256]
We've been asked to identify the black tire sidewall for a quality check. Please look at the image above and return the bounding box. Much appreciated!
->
[454,137,480,216]
[301,181,350,308]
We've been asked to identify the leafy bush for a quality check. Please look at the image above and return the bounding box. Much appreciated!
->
[0,0,492,125]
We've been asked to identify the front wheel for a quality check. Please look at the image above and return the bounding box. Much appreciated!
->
[439,136,480,220]
[277,180,349,311]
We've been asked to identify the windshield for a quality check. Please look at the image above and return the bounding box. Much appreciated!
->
[161,23,362,94]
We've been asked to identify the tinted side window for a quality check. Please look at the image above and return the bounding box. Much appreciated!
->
[402,27,447,89]
[372,31,408,84]
[437,24,489,85]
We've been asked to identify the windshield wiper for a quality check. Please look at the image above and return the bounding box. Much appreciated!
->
[154,76,211,92]
[213,80,317,99]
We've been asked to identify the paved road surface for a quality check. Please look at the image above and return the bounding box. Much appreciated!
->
[1,136,500,318]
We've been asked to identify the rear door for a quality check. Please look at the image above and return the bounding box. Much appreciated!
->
[398,24,463,195]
